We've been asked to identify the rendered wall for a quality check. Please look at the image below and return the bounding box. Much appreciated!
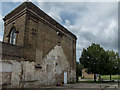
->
[1,2,77,88]
[1,45,76,88]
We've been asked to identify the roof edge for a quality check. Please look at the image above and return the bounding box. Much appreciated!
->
[3,2,77,40]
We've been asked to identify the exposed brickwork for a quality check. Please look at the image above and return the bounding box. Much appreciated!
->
[0,72,11,85]
[0,42,24,60]
[3,2,77,40]
[1,1,77,88]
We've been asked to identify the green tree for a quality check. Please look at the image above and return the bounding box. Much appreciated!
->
[106,50,120,81]
[76,62,83,82]
[76,62,83,76]
[80,43,109,82]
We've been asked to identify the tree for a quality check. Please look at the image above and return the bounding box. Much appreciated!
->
[76,62,83,82]
[76,62,83,76]
[106,50,120,81]
[80,43,109,82]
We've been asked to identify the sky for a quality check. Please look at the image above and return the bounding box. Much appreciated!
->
[0,0,119,62]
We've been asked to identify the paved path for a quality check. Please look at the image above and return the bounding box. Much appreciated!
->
[45,82,119,89]
[0,82,119,89]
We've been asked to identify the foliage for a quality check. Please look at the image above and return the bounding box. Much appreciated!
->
[79,43,120,81]
[76,62,83,76]
[106,50,120,75]
[80,43,109,75]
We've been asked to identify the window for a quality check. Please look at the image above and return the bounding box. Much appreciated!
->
[9,28,16,45]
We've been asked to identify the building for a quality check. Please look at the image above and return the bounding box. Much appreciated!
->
[82,69,94,79]
[0,1,77,88]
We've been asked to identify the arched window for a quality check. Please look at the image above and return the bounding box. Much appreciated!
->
[9,28,16,45]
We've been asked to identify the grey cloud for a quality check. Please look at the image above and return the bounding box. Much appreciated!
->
[1,2,118,62]
[43,2,118,62]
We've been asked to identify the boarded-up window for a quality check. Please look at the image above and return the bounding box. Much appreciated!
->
[0,62,12,85]
[35,50,42,68]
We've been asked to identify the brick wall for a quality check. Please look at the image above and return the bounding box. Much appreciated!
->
[0,42,24,60]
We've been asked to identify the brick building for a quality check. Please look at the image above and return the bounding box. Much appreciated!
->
[0,1,77,88]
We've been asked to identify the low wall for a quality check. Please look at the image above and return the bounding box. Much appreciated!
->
[0,41,24,60]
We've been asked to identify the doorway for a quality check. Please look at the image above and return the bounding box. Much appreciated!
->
[64,72,67,84]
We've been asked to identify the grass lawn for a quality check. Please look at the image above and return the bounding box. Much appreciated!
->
[101,75,119,81]
[79,81,117,83]
[79,75,120,81]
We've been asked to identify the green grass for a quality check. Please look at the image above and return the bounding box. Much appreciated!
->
[79,75,119,80]
[84,77,94,79]
[78,76,82,79]
[79,81,116,83]
[85,75,118,80]
[70,75,120,84]
[101,75,119,80]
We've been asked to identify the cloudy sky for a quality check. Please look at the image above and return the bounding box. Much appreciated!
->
[0,0,118,62]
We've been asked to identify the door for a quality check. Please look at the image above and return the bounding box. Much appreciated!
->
[64,72,67,84]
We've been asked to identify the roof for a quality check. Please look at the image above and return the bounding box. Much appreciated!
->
[3,2,77,40]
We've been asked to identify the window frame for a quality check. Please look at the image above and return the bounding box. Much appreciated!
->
[9,28,17,45]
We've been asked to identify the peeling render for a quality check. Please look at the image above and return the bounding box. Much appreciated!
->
[1,1,77,88]
[1,45,76,88]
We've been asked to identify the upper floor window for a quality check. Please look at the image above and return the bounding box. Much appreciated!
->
[9,28,16,45]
